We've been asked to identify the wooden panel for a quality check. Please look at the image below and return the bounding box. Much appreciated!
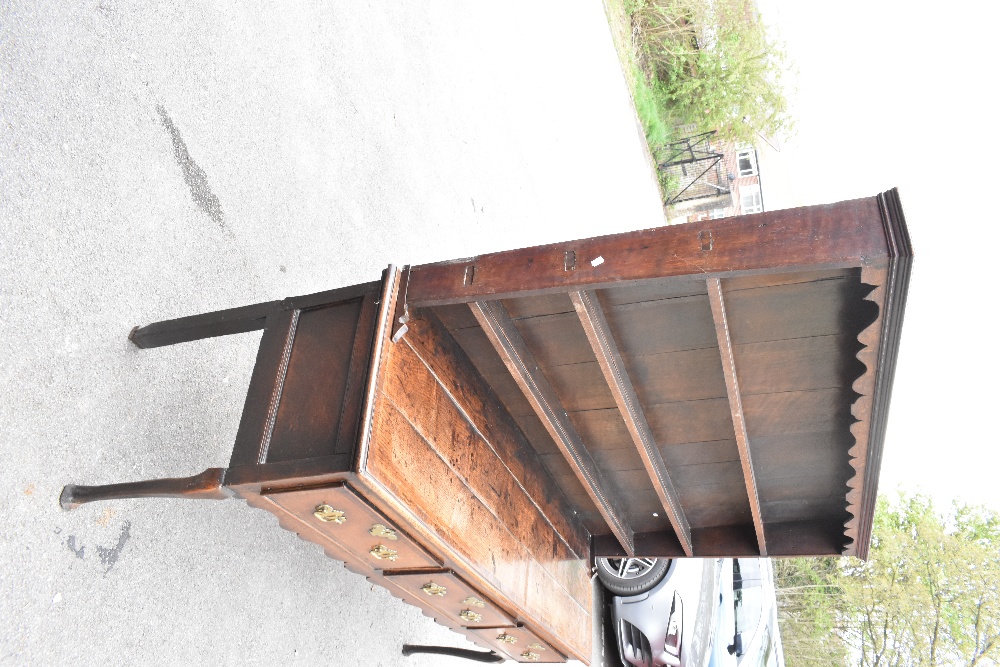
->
[743,389,851,437]
[514,312,596,367]
[722,268,854,291]
[602,293,717,358]
[543,362,618,412]
[398,313,591,559]
[684,495,753,528]
[435,293,575,331]
[750,431,854,476]
[659,439,739,468]
[721,272,866,344]
[267,299,364,462]
[374,338,592,604]
[383,570,515,628]
[451,325,536,418]
[470,625,566,664]
[589,445,646,473]
[690,525,761,557]
[766,519,848,556]
[366,403,591,660]
[756,472,848,502]
[599,279,708,307]
[502,292,575,320]
[761,496,848,524]
[646,398,735,447]
[407,196,889,307]
[670,460,746,489]
[625,347,728,406]
[264,483,441,570]
[472,299,635,556]
[734,334,861,395]
[434,302,481,331]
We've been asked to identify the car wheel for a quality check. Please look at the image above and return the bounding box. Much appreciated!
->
[595,557,670,596]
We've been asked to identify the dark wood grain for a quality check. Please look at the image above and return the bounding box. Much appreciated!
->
[365,402,591,660]
[374,336,592,603]
[624,347,728,406]
[720,271,865,345]
[128,301,281,348]
[398,313,591,558]
[708,278,766,556]
[471,299,636,556]
[571,290,693,556]
[600,292,717,358]
[60,468,229,509]
[266,299,363,463]
[407,197,889,307]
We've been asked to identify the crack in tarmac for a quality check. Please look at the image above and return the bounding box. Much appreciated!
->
[156,105,225,227]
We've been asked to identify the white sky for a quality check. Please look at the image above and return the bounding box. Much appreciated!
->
[753,0,1000,511]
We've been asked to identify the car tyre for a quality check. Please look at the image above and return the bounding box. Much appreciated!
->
[595,557,670,596]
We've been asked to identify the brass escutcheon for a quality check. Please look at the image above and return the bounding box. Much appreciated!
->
[496,633,518,645]
[459,610,483,623]
[313,505,346,524]
[369,523,398,540]
[521,651,541,661]
[527,643,546,651]
[421,582,448,597]
[369,544,398,561]
[461,596,486,608]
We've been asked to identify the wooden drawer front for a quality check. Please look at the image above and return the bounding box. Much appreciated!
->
[384,571,514,628]
[471,626,565,663]
[265,483,440,570]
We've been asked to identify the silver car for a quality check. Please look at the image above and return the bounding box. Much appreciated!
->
[597,557,727,667]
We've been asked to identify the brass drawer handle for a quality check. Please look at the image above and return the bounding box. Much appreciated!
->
[459,610,483,623]
[496,632,517,644]
[313,505,346,524]
[421,582,448,597]
[369,523,398,540]
[462,596,486,608]
[369,544,398,561]
[521,651,540,661]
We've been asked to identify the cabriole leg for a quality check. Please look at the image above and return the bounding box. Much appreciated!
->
[59,468,229,510]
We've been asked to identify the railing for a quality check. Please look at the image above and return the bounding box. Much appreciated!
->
[657,131,732,205]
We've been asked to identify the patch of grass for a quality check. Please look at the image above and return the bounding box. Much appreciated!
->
[629,65,673,147]
[601,0,678,203]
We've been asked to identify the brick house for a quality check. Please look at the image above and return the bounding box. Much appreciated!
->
[662,131,766,224]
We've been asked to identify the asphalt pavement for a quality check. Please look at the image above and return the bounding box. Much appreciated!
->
[1,2,667,665]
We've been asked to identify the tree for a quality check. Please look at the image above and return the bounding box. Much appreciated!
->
[774,494,1000,667]
[630,0,793,145]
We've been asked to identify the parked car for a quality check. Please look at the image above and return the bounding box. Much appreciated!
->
[708,558,783,667]
[596,557,726,667]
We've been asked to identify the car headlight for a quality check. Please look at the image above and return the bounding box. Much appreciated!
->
[662,591,683,666]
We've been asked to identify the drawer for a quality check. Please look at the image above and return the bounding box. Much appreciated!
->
[383,570,514,628]
[470,626,565,663]
[264,483,440,570]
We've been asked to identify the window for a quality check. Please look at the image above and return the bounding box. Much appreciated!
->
[740,187,763,214]
[736,148,758,177]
